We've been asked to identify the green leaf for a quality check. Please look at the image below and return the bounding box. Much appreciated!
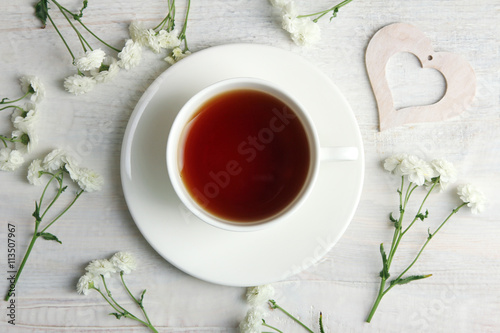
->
[109,312,124,320]
[35,0,49,28]
[416,209,429,221]
[389,212,398,223]
[390,274,432,287]
[38,232,62,244]
[139,289,147,305]
[32,201,41,222]
[75,0,88,19]
[379,243,390,279]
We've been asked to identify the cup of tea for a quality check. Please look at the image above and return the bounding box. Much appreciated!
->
[166,77,358,232]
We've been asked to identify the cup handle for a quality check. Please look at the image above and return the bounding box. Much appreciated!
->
[319,147,359,161]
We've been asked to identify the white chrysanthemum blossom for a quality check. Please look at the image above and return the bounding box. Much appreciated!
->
[384,153,409,176]
[157,29,181,49]
[146,29,163,53]
[428,159,458,191]
[85,259,117,278]
[239,307,265,333]
[401,155,437,186]
[42,148,77,172]
[110,252,137,274]
[27,159,45,186]
[90,56,120,83]
[64,74,97,95]
[12,129,37,154]
[19,75,45,103]
[11,103,39,134]
[270,0,290,9]
[77,272,98,295]
[246,285,275,307]
[164,47,191,65]
[281,2,299,33]
[65,163,103,192]
[129,21,149,46]
[118,39,143,70]
[289,17,321,47]
[75,49,106,71]
[457,184,486,214]
[0,148,24,171]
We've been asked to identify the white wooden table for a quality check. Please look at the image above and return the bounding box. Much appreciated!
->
[1,0,499,332]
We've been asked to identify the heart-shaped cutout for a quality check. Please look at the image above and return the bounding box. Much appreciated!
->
[365,23,476,131]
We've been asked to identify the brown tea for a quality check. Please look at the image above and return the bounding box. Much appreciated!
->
[179,89,310,222]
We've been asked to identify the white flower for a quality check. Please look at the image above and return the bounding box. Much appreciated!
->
[157,29,181,49]
[12,129,37,154]
[129,21,149,46]
[77,272,98,295]
[429,159,458,191]
[239,307,265,333]
[164,47,191,65]
[90,56,120,83]
[85,259,116,278]
[281,2,298,20]
[118,39,143,70]
[42,148,76,172]
[0,148,24,171]
[384,153,409,176]
[67,166,103,192]
[19,75,45,103]
[64,74,97,95]
[110,252,137,274]
[401,155,437,186]
[27,159,45,186]
[270,0,290,9]
[74,49,106,71]
[146,29,162,53]
[11,103,39,134]
[457,184,486,214]
[246,285,275,307]
[289,17,321,47]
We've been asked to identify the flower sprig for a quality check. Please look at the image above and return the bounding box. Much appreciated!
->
[270,0,355,46]
[0,76,45,170]
[34,0,192,94]
[127,0,192,65]
[77,252,158,333]
[34,0,126,95]
[4,149,103,301]
[239,286,325,333]
[366,154,486,322]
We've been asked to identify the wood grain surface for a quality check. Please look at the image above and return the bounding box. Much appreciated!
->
[1,0,499,332]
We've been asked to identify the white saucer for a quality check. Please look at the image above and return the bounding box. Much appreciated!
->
[120,43,364,287]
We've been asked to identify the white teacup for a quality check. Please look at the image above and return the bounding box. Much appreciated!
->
[166,77,358,232]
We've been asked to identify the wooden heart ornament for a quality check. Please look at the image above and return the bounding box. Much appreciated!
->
[366,23,476,131]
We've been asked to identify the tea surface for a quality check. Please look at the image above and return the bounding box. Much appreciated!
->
[180,89,310,222]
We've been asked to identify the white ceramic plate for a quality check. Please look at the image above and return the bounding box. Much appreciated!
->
[121,43,364,287]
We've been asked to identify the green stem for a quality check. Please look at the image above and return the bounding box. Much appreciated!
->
[0,91,31,105]
[269,300,314,333]
[262,320,284,333]
[154,0,176,31]
[52,0,92,52]
[402,181,437,236]
[75,18,120,52]
[39,171,65,222]
[178,0,191,50]
[0,105,27,112]
[40,190,84,233]
[4,221,40,301]
[298,0,355,22]
[46,11,75,60]
[120,272,153,326]
[367,202,468,322]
